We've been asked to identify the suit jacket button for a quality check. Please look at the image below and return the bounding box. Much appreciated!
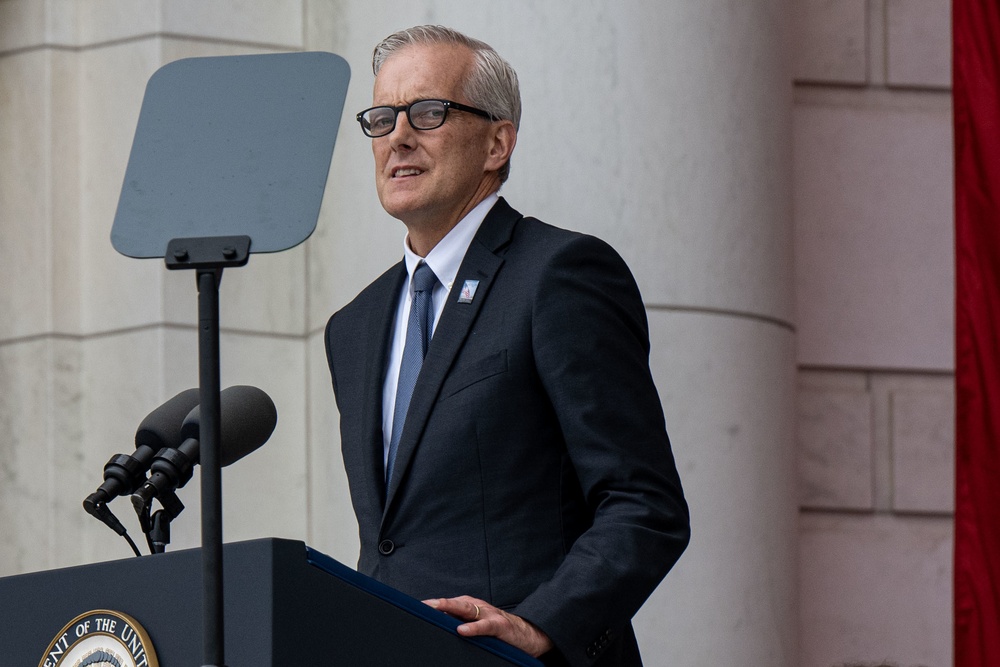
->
[378,539,395,555]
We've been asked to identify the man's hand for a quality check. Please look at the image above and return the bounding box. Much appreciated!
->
[424,595,554,658]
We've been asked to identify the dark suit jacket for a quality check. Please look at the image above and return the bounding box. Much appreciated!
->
[325,198,690,667]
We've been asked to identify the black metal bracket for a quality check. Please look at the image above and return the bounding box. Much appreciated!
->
[165,235,251,270]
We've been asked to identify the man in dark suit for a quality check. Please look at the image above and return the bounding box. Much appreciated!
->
[325,25,690,666]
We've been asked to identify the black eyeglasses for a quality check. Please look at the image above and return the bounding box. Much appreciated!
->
[356,99,496,138]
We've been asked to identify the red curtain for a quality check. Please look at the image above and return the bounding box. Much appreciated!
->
[954,0,1000,664]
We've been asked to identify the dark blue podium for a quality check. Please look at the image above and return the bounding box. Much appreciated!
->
[0,538,543,665]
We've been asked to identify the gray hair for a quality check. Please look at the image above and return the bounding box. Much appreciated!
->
[372,25,521,182]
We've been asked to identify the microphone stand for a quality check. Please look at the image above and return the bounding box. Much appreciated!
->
[145,491,185,555]
[165,235,250,667]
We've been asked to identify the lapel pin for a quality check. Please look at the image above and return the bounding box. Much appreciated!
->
[457,279,479,304]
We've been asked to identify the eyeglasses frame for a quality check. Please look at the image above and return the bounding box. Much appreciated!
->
[356,99,497,138]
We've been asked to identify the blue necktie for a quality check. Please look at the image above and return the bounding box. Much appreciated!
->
[386,262,438,484]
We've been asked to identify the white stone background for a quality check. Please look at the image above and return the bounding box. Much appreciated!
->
[0,1,953,666]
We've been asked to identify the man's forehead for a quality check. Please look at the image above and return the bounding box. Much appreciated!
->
[372,42,473,101]
[379,40,473,67]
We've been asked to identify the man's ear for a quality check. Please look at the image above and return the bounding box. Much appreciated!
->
[485,121,517,172]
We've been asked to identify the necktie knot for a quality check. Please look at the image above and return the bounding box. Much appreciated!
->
[411,262,437,295]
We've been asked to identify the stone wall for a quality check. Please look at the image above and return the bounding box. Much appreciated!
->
[793,1,953,665]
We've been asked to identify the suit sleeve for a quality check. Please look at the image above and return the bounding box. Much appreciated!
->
[512,233,691,667]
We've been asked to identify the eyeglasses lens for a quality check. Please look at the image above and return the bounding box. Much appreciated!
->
[364,108,396,137]
[362,100,449,137]
[408,100,447,130]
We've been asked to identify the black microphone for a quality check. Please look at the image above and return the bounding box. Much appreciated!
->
[131,385,277,509]
[83,388,201,527]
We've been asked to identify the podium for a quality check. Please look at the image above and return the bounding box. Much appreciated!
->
[0,538,543,665]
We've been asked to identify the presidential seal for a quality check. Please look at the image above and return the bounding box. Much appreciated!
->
[38,610,159,667]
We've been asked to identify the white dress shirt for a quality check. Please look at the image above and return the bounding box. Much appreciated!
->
[381,193,499,467]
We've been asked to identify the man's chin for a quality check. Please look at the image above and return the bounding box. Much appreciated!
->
[380,193,429,223]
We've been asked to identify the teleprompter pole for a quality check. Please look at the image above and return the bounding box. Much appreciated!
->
[198,267,225,667]
[165,235,250,667]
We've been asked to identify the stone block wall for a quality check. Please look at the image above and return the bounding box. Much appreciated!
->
[792,1,954,665]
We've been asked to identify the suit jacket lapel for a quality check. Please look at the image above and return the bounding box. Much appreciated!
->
[383,198,522,512]
[350,262,406,515]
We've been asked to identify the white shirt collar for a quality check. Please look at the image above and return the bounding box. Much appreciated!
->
[401,192,499,292]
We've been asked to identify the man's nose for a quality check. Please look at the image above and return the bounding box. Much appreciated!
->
[387,111,415,149]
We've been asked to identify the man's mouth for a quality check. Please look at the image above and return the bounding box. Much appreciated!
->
[392,167,423,178]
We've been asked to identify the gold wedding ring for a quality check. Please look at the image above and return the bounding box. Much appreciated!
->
[473,604,481,620]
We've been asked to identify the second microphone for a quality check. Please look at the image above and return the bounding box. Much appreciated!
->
[131,385,277,512]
